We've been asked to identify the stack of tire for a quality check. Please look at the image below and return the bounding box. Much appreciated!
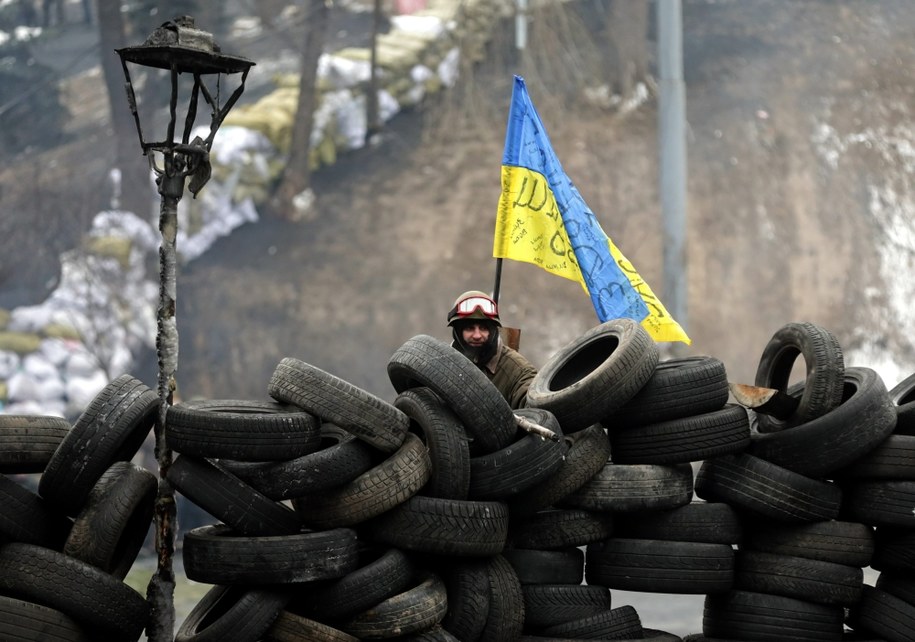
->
[0,375,158,641]
[3,318,915,640]
[690,322,903,641]
[159,318,724,641]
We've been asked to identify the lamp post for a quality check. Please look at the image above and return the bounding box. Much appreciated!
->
[116,17,254,640]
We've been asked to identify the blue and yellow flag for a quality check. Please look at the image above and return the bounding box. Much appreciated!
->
[493,76,690,344]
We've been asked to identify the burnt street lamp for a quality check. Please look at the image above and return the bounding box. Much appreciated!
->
[116,16,254,640]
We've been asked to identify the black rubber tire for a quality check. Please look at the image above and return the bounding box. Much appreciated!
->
[561,461,694,513]
[526,318,659,432]
[733,550,863,606]
[63,461,156,579]
[395,387,471,500]
[518,630,681,641]
[219,422,377,500]
[0,542,148,641]
[872,527,915,573]
[438,559,491,642]
[0,594,91,642]
[703,589,844,641]
[340,573,449,639]
[292,432,431,528]
[395,624,462,641]
[631,631,683,642]
[266,610,359,642]
[837,434,915,480]
[614,501,742,545]
[753,321,845,433]
[167,454,302,536]
[364,494,510,557]
[479,554,525,642]
[695,453,842,523]
[842,480,915,528]
[175,585,289,642]
[509,423,611,518]
[387,334,517,453]
[847,585,915,642]
[609,403,751,465]
[299,546,415,620]
[521,584,611,631]
[503,548,584,585]
[748,367,896,477]
[0,415,70,474]
[269,357,409,452]
[605,355,730,427]
[739,519,875,567]
[166,398,321,461]
[889,369,915,435]
[38,374,158,516]
[469,408,567,500]
[0,473,72,549]
[586,538,735,594]
[510,508,613,550]
[182,524,359,585]
[876,573,915,609]
[540,605,643,640]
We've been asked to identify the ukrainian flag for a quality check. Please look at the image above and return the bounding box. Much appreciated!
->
[493,76,690,345]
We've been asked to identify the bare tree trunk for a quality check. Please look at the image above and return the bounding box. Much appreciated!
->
[270,0,330,220]
[365,0,383,144]
[604,0,650,99]
[98,0,151,219]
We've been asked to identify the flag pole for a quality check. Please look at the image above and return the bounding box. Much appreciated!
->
[492,257,504,303]
[492,256,521,349]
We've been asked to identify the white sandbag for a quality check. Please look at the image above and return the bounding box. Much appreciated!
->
[210,126,276,167]
[311,90,358,148]
[178,192,259,262]
[7,369,64,402]
[65,370,109,415]
[106,343,134,379]
[39,337,76,367]
[411,64,435,84]
[8,304,56,334]
[22,353,58,381]
[0,351,20,379]
[390,14,446,37]
[438,47,460,87]
[319,53,371,89]
[379,89,400,122]
[3,399,62,417]
[65,348,101,379]
[90,210,159,254]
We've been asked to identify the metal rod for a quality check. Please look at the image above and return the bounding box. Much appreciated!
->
[658,0,688,347]
[166,64,179,147]
[182,76,201,145]
[515,413,561,442]
[492,257,504,304]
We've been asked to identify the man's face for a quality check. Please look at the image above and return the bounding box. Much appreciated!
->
[461,322,491,348]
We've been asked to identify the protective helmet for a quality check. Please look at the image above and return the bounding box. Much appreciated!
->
[447,290,501,328]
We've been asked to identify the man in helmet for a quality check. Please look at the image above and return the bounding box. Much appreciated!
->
[447,290,537,409]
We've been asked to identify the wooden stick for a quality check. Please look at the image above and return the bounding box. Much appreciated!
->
[729,382,800,419]
[515,413,561,442]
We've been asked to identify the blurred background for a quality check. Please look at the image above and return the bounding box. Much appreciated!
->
[0,0,912,425]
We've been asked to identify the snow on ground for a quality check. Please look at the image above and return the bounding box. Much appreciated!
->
[814,108,915,389]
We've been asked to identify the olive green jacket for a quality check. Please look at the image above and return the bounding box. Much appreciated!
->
[483,342,538,409]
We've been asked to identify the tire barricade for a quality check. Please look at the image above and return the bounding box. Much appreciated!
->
[2,318,915,640]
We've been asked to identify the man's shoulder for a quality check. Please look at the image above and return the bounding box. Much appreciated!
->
[499,344,536,371]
